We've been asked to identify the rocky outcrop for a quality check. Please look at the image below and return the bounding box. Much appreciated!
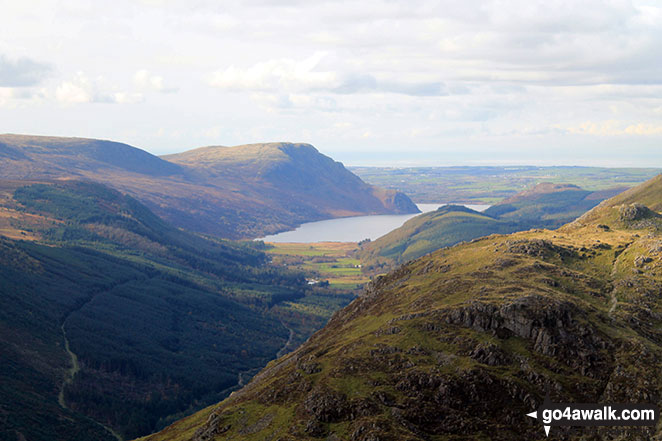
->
[619,203,657,222]
[438,295,611,376]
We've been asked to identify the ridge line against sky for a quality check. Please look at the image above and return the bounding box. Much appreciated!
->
[1,0,661,166]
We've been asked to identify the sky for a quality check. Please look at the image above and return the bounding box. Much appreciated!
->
[1,0,661,166]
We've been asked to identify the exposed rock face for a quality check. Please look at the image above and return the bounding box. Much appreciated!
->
[505,239,577,259]
[469,342,512,366]
[439,295,610,377]
[304,388,349,423]
[616,204,662,231]
[192,412,231,441]
[619,203,657,222]
[386,191,420,213]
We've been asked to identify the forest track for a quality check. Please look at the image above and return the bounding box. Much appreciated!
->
[57,282,137,441]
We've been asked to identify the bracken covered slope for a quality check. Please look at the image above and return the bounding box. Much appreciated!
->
[0,135,418,238]
[140,174,662,441]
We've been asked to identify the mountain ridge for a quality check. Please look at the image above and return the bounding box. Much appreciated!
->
[164,142,418,216]
[0,134,184,177]
[0,134,418,238]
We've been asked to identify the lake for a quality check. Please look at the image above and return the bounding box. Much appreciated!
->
[259,203,491,243]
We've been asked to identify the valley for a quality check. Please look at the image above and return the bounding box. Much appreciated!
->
[0,179,355,440]
[5,3,662,440]
[1,135,660,441]
[140,174,662,441]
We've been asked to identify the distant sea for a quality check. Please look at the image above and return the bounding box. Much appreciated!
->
[258,203,490,243]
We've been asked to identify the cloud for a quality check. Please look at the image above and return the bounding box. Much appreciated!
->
[113,91,146,104]
[209,53,448,97]
[53,70,176,105]
[209,53,336,92]
[378,81,447,97]
[0,55,52,87]
[55,78,92,103]
[0,85,48,109]
[134,69,178,93]
[55,72,143,104]
[249,92,339,112]
[2,0,662,163]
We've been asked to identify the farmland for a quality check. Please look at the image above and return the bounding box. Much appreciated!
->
[265,242,369,290]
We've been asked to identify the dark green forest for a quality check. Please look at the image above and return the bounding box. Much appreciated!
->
[0,181,350,440]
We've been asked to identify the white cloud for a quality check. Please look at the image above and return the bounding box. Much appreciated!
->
[209,53,337,92]
[134,69,177,93]
[1,0,662,164]
[209,53,448,97]
[624,123,662,136]
[55,72,143,104]
[201,126,223,138]
[55,74,95,103]
[0,88,15,107]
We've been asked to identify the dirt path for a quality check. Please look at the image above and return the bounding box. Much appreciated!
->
[58,296,124,441]
[275,321,295,359]
[608,289,618,314]
[57,322,80,409]
[608,240,633,317]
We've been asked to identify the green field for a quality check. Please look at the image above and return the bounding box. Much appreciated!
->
[265,242,369,290]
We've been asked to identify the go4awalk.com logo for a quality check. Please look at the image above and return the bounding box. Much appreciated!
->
[526,394,659,436]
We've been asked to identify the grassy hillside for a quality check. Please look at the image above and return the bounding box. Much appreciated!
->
[358,183,625,271]
[0,135,418,238]
[0,179,357,441]
[139,173,662,441]
[483,183,624,227]
[571,174,662,226]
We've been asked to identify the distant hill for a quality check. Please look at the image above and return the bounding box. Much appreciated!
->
[0,134,183,177]
[139,174,662,441]
[483,182,625,226]
[569,174,662,227]
[357,205,519,271]
[163,142,418,227]
[0,179,324,440]
[0,135,418,238]
[358,182,626,271]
